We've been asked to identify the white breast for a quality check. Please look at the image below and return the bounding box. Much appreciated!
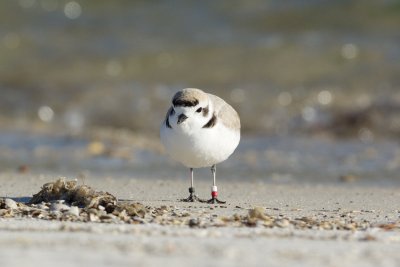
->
[160,121,240,168]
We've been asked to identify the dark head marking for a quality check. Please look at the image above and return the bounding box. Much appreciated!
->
[169,107,175,116]
[202,113,217,128]
[165,107,173,129]
[172,91,199,107]
[202,106,209,117]
[172,98,199,107]
[166,117,172,128]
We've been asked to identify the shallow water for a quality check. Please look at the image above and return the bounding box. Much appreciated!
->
[1,129,399,186]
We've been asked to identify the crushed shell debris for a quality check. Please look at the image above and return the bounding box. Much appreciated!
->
[0,179,399,231]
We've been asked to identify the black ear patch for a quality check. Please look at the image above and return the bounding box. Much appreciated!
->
[165,107,173,129]
[203,113,217,128]
[166,117,172,128]
[202,106,209,117]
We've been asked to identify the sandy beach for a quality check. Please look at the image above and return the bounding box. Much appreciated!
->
[1,172,400,267]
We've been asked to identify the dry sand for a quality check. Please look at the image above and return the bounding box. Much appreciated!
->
[1,172,400,267]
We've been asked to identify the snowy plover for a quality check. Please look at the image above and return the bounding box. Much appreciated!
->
[160,88,241,203]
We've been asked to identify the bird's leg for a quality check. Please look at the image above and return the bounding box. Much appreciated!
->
[181,168,204,202]
[205,165,226,204]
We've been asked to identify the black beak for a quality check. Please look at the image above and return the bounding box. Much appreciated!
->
[177,114,188,124]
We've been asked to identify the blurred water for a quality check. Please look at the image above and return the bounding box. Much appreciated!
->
[1,1,400,183]
[0,0,400,137]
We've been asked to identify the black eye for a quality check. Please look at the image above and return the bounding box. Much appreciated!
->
[196,107,202,113]
[170,108,175,115]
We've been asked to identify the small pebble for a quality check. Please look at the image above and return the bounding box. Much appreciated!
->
[5,199,18,209]
[340,174,360,183]
[37,203,49,210]
[276,219,290,228]
[68,206,80,217]
[188,218,200,227]
[50,203,70,212]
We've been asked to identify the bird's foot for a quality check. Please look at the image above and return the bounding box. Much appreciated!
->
[202,186,226,204]
[204,197,226,204]
[180,187,205,202]
[181,194,205,202]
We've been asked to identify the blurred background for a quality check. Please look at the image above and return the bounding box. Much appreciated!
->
[1,0,400,184]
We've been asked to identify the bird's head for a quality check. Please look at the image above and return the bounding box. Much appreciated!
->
[168,88,213,130]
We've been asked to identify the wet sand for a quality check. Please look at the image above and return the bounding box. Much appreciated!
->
[1,173,400,267]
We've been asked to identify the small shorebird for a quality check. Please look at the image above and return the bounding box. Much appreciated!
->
[160,88,241,203]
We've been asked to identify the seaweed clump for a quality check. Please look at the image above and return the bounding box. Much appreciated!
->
[29,178,117,211]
